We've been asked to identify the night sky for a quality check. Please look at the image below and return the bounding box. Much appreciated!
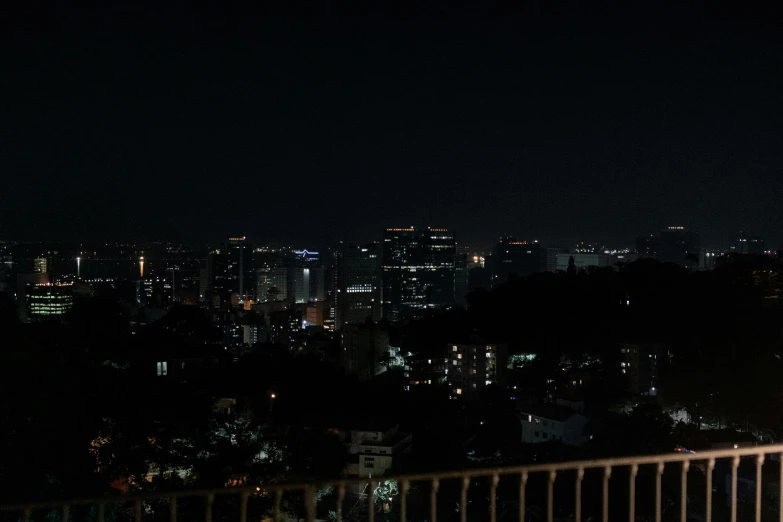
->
[4,2,783,248]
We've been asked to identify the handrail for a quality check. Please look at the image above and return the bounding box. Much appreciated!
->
[4,443,783,522]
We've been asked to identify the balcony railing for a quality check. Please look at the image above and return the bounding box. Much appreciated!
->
[3,443,783,522]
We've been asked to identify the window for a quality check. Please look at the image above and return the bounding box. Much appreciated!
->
[534,431,540,437]
[543,433,549,439]
[453,346,458,352]
[543,420,548,427]
[156,361,168,377]
[456,388,462,395]
[534,418,540,424]
[364,457,375,469]
[472,383,476,388]
[457,354,462,359]
[452,360,457,366]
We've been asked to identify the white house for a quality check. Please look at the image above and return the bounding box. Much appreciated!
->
[519,406,589,446]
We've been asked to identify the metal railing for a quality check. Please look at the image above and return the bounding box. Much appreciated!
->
[4,443,783,522]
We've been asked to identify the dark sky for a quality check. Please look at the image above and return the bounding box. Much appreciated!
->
[3,2,783,249]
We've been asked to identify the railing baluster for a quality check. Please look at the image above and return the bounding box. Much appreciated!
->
[368,481,375,522]
[273,490,281,522]
[490,474,500,522]
[400,479,409,522]
[430,478,439,522]
[731,456,739,522]
[602,466,611,522]
[98,503,105,522]
[61,504,70,522]
[205,493,214,522]
[519,471,528,522]
[706,458,715,522]
[303,487,315,522]
[756,454,765,522]
[575,467,584,522]
[240,491,249,522]
[681,461,690,522]
[135,499,142,522]
[547,471,556,522]
[335,483,345,522]
[460,477,470,522]
[169,497,177,522]
[629,464,638,522]
[655,462,664,522]
[779,452,783,522]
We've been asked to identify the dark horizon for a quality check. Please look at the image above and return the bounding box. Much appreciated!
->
[4,2,783,248]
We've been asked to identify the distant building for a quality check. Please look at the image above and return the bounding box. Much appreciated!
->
[403,356,448,391]
[493,237,542,284]
[659,226,700,266]
[305,301,324,326]
[519,406,589,446]
[341,323,389,380]
[620,343,666,396]
[339,424,412,478]
[381,227,456,322]
[33,256,48,274]
[209,237,254,308]
[556,253,615,272]
[636,235,661,259]
[336,244,381,329]
[447,343,508,400]
[455,254,469,307]
[468,266,491,294]
[25,283,73,322]
[732,231,766,255]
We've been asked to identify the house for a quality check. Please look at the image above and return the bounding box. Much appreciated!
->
[336,423,412,478]
[519,405,589,446]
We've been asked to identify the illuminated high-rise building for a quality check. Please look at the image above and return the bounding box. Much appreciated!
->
[209,237,254,308]
[25,283,73,322]
[733,231,766,254]
[492,236,542,284]
[336,243,381,329]
[381,227,456,322]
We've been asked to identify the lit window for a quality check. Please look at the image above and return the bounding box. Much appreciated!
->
[457,354,462,359]
[452,360,457,366]
[452,346,458,351]
[456,388,462,395]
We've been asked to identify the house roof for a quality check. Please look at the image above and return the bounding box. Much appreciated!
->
[519,405,583,422]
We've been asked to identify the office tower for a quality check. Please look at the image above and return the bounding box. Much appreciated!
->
[33,256,48,274]
[636,235,661,259]
[170,267,201,305]
[455,253,469,307]
[733,231,766,254]
[556,253,615,272]
[341,323,389,380]
[209,237,254,308]
[257,267,288,302]
[382,227,457,322]
[25,283,73,322]
[287,249,324,303]
[336,243,381,329]
[447,343,508,400]
[492,236,542,284]
[659,226,700,266]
